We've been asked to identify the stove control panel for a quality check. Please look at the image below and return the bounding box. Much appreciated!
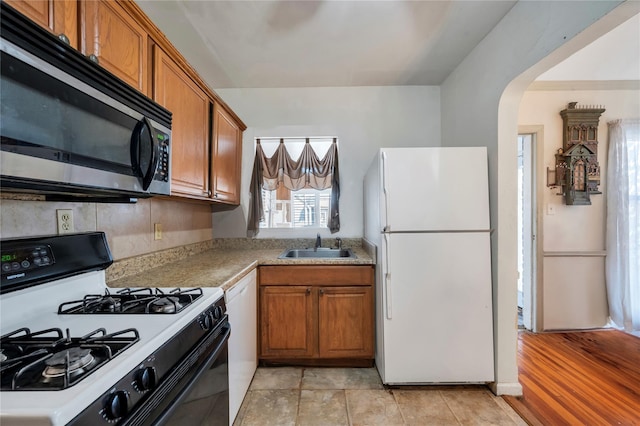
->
[1,245,54,275]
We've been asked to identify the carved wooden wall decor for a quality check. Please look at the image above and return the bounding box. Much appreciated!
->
[555,102,605,205]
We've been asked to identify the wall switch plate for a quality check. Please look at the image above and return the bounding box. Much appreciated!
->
[154,223,162,240]
[56,209,74,234]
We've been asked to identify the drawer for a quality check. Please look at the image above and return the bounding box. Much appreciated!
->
[259,265,373,286]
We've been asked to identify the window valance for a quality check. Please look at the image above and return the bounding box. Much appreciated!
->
[248,138,340,236]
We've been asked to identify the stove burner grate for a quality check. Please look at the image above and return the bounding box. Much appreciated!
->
[0,327,139,390]
[57,287,203,314]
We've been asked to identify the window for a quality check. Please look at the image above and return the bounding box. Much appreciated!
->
[248,137,340,236]
[257,137,334,230]
[262,187,331,228]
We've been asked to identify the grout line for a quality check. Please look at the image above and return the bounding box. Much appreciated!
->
[344,389,353,426]
[438,390,464,425]
[295,368,304,426]
[390,389,408,425]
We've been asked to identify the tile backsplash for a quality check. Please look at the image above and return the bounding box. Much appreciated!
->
[0,197,213,260]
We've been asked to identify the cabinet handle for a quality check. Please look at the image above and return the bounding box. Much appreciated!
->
[57,33,70,45]
[306,288,311,295]
[214,192,219,198]
[88,54,99,64]
[319,289,324,295]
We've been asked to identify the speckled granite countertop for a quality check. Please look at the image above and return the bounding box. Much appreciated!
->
[108,245,374,292]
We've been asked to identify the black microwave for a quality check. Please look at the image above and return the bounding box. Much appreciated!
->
[0,3,171,200]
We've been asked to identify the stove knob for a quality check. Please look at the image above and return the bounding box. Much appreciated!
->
[199,312,213,330]
[133,367,156,392]
[104,390,129,421]
[212,306,223,320]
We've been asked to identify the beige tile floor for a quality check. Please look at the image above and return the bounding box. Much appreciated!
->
[233,367,526,426]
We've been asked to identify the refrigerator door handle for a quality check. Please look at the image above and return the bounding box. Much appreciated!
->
[381,151,390,232]
[384,233,392,319]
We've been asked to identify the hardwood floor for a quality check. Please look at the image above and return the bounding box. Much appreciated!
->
[504,330,640,426]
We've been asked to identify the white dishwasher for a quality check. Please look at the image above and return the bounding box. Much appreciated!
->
[225,269,257,425]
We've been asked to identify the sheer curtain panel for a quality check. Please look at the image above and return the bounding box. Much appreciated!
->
[248,139,340,237]
[606,119,640,332]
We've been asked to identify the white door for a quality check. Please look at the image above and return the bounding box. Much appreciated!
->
[381,147,490,232]
[380,232,494,384]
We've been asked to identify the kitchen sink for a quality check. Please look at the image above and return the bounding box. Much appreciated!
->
[278,248,357,259]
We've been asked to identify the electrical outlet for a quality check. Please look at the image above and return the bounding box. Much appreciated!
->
[154,223,162,240]
[56,209,74,234]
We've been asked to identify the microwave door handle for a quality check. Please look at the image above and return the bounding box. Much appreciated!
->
[131,117,160,191]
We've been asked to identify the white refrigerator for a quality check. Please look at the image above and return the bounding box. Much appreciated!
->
[364,147,494,384]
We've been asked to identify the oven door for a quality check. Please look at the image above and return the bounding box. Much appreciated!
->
[126,320,230,426]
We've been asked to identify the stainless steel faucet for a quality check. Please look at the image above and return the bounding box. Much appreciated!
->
[335,238,342,250]
[315,233,322,250]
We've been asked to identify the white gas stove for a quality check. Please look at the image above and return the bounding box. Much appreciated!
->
[0,232,228,426]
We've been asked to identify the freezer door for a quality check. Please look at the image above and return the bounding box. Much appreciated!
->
[379,232,494,384]
[381,147,490,232]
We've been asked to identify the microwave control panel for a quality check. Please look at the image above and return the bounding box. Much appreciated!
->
[156,132,170,182]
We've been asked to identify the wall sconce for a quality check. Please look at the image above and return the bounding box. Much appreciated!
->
[554,102,604,205]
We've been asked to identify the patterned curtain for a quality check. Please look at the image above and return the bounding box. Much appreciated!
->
[248,138,340,237]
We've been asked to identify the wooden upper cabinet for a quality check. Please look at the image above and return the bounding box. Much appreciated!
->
[211,103,242,205]
[80,0,147,94]
[153,46,210,199]
[5,0,78,48]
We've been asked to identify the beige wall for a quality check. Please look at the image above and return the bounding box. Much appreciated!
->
[518,89,640,330]
[0,197,213,260]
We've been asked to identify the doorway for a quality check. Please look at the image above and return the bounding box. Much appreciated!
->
[517,132,536,331]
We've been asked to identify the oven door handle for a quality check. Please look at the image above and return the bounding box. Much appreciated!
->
[152,323,230,426]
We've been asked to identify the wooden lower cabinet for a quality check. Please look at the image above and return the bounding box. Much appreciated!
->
[318,286,374,358]
[260,286,316,358]
[259,266,374,363]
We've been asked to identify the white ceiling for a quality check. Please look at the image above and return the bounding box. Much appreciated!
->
[136,0,516,88]
[135,1,639,89]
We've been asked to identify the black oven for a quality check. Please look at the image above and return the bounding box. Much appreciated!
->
[0,3,171,200]
[67,301,231,426]
[151,322,230,426]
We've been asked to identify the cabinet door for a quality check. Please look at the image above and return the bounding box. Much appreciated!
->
[80,0,147,93]
[318,286,374,358]
[153,46,210,199]
[260,286,315,358]
[5,0,78,48]
[211,102,242,204]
